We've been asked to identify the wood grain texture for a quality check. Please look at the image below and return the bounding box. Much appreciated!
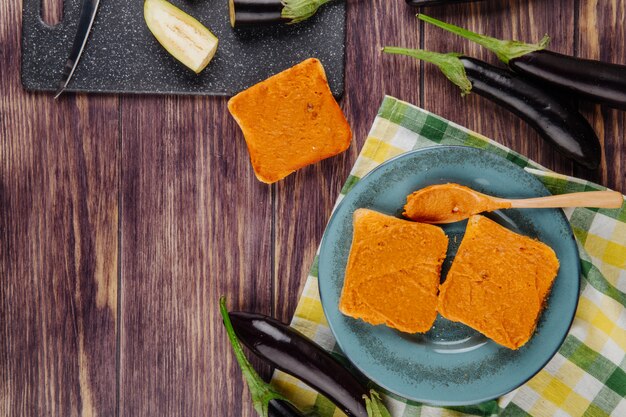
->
[2,1,626,417]
[40,0,63,26]
[577,0,625,191]
[1,2,119,416]
[119,95,272,417]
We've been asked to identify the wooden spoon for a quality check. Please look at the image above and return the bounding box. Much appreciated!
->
[403,183,623,224]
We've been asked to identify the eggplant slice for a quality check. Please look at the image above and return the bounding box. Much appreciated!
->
[144,0,218,73]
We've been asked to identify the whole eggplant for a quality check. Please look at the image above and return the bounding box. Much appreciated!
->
[419,14,626,110]
[229,0,333,27]
[509,52,626,110]
[221,297,307,417]
[462,57,601,168]
[383,47,601,169]
[230,311,370,417]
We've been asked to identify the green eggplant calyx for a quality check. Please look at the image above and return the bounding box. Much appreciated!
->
[383,47,473,96]
[364,390,393,417]
[418,14,550,65]
[220,296,290,417]
[281,0,334,24]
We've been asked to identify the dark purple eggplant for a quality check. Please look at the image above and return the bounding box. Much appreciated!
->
[383,47,601,169]
[229,0,287,27]
[419,14,626,110]
[406,0,484,6]
[229,311,370,417]
[229,0,333,27]
[268,399,306,417]
[220,297,306,417]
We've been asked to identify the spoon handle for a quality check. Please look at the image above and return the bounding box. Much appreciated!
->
[505,191,623,209]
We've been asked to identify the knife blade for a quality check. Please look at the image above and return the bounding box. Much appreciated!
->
[54,0,101,98]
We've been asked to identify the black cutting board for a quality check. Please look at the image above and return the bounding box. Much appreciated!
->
[21,0,346,97]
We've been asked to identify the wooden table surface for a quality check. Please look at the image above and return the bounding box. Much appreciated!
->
[1,1,624,416]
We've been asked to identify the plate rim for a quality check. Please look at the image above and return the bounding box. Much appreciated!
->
[318,145,581,406]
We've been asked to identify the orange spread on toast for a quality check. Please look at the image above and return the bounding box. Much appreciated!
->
[438,215,560,349]
[227,58,352,184]
[339,209,448,333]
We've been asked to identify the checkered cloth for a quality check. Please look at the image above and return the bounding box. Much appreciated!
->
[270,96,626,417]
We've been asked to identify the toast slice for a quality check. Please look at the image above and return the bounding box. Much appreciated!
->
[228,58,352,184]
[339,209,448,333]
[438,215,560,349]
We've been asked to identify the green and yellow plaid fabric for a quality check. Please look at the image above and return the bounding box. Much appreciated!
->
[270,96,626,417]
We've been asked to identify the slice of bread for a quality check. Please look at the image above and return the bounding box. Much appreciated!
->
[339,209,448,333]
[228,58,352,184]
[438,215,560,349]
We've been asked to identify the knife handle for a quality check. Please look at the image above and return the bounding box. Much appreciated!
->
[55,0,101,97]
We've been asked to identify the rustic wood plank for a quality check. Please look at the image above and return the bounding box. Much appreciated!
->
[418,0,582,179]
[40,0,63,26]
[274,0,423,322]
[118,96,272,417]
[0,3,119,416]
[577,0,625,193]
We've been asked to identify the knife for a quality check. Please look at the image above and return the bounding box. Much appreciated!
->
[54,0,101,98]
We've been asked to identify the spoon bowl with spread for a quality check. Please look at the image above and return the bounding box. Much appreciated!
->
[403,183,623,224]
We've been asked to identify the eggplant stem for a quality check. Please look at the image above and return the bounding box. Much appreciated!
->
[282,0,333,24]
[363,390,393,417]
[383,47,473,96]
[418,14,550,65]
[219,296,290,417]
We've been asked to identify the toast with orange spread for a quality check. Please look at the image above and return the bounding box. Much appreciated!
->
[339,209,448,333]
[438,215,560,349]
[228,58,352,184]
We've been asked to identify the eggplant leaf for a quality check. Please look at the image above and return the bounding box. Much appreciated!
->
[282,0,334,24]
[364,390,393,417]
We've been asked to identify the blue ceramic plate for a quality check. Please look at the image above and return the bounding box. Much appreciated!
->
[318,146,580,406]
